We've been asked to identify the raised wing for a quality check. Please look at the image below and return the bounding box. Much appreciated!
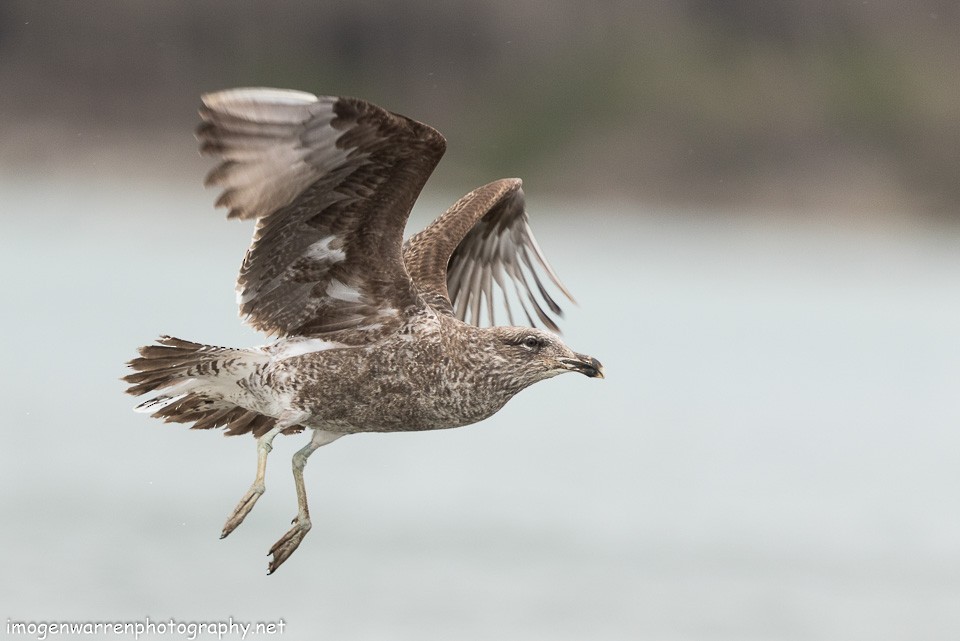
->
[197,88,446,339]
[403,179,574,332]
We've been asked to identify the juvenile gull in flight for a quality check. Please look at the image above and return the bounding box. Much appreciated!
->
[124,88,603,573]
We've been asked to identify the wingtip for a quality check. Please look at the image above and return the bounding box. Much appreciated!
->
[496,177,523,193]
[199,87,320,116]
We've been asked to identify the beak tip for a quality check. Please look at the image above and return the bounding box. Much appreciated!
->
[563,355,604,379]
[590,357,605,379]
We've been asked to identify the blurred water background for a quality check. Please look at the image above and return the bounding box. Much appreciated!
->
[1,2,959,640]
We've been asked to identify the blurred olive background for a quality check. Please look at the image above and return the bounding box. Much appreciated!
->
[2,3,959,641]
[2,0,959,215]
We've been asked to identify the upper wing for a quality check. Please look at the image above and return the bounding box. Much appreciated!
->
[402,179,574,333]
[197,88,446,339]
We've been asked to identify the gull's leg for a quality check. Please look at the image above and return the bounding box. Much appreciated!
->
[221,414,303,539]
[267,429,342,574]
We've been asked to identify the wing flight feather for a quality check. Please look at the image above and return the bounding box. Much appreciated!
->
[403,179,574,332]
[197,88,446,340]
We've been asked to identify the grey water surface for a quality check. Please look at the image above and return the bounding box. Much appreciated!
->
[2,173,958,640]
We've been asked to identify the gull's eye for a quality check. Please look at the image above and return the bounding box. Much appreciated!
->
[522,336,542,350]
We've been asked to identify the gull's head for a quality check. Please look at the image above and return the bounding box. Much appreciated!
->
[486,326,604,389]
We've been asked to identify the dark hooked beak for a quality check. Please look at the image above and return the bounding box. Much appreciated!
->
[560,353,605,379]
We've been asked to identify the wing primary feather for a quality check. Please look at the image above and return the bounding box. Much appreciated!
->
[513,260,554,331]
[481,264,495,327]
[490,263,516,326]
[402,177,575,332]
[453,268,472,321]
[518,247,564,316]
[508,266,538,328]
[523,222,576,304]
[468,257,484,326]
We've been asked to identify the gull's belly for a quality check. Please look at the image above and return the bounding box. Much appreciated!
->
[286,346,510,433]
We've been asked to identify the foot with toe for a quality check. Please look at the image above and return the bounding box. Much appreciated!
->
[267,516,312,574]
[221,483,265,539]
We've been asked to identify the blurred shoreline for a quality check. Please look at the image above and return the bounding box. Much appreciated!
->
[2,1,959,218]
[2,124,948,227]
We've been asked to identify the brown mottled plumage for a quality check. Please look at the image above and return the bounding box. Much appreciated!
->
[124,88,603,574]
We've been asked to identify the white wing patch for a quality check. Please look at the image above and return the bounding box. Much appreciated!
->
[303,235,346,264]
[325,279,363,303]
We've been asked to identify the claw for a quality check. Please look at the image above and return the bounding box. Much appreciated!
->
[220,484,264,538]
[266,517,312,574]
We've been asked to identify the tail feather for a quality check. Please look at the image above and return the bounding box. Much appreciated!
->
[125,336,242,396]
[123,335,294,437]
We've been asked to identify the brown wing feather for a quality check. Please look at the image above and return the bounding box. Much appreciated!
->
[403,179,574,332]
[198,88,446,340]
